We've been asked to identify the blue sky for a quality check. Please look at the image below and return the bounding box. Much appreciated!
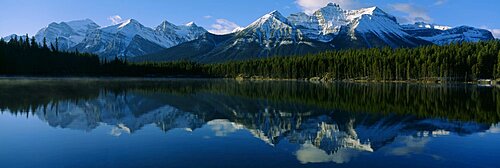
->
[1,0,499,38]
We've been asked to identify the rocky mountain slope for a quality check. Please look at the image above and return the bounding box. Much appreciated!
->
[3,3,495,62]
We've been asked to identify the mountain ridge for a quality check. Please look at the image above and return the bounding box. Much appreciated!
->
[3,3,495,62]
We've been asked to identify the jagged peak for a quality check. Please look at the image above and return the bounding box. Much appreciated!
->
[351,6,386,16]
[263,10,286,20]
[185,21,197,27]
[118,19,142,28]
[156,20,177,30]
[327,2,340,7]
[348,6,397,22]
[262,10,287,21]
[48,22,61,27]
[67,19,97,24]
[45,19,98,29]
[65,19,100,30]
[315,2,345,14]
[159,19,175,26]
[246,10,290,29]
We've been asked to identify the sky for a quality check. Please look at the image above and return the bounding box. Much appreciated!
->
[0,0,499,38]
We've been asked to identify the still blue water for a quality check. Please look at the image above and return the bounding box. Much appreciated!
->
[0,79,499,168]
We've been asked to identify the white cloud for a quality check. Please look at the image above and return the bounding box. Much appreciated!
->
[203,15,212,19]
[108,15,123,25]
[434,0,447,5]
[486,124,500,133]
[208,19,243,35]
[388,136,430,156]
[480,26,500,39]
[390,3,432,24]
[489,29,500,39]
[295,0,359,14]
[109,124,131,137]
[207,119,244,137]
[295,142,362,164]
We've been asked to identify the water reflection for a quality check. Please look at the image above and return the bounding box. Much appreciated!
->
[0,79,499,166]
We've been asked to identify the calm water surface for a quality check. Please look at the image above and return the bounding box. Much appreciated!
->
[0,79,499,168]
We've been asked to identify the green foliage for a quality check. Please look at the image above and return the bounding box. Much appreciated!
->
[207,41,500,81]
[0,38,207,77]
[1,80,499,123]
[0,36,100,75]
[1,37,500,81]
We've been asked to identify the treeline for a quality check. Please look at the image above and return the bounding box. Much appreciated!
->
[2,79,499,123]
[2,36,500,81]
[0,36,206,77]
[0,35,101,75]
[207,40,500,81]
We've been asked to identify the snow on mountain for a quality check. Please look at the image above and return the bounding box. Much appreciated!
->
[287,3,425,48]
[1,19,101,50]
[155,20,207,47]
[421,26,494,45]
[74,19,207,58]
[287,3,410,44]
[3,19,99,51]
[133,3,429,63]
[239,10,303,46]
[99,19,158,46]
[3,3,495,61]
[403,22,495,45]
[2,34,27,41]
[310,3,347,41]
[33,19,100,50]
[34,92,205,133]
[402,22,451,31]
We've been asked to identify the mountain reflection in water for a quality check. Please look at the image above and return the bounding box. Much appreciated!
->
[0,79,499,167]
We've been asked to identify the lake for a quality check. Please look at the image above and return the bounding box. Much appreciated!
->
[0,78,499,168]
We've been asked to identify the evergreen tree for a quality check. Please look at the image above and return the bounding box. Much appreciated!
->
[42,37,48,49]
[30,36,38,49]
[55,37,59,52]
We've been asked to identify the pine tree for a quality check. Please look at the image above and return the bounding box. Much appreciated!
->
[55,37,59,51]
[24,34,30,48]
[42,37,48,49]
[30,36,38,49]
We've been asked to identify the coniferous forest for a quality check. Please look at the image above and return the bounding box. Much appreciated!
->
[1,36,500,81]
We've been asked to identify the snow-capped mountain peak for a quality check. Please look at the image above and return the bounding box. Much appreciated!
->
[72,18,207,59]
[402,22,494,45]
[4,3,494,62]
[65,19,100,31]
[185,21,196,27]
[101,19,143,33]
[118,19,139,28]
[156,20,177,32]
[347,7,401,32]
[242,10,297,40]
[30,19,100,50]
[349,6,394,20]
[99,19,150,44]
[317,2,345,15]
[250,10,289,27]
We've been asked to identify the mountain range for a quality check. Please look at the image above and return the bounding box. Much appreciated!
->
[28,89,493,164]
[3,3,495,63]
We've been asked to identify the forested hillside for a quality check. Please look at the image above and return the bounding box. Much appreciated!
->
[1,36,499,81]
[208,41,500,81]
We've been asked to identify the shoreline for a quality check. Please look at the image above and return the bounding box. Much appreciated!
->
[0,76,498,86]
[234,75,499,85]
